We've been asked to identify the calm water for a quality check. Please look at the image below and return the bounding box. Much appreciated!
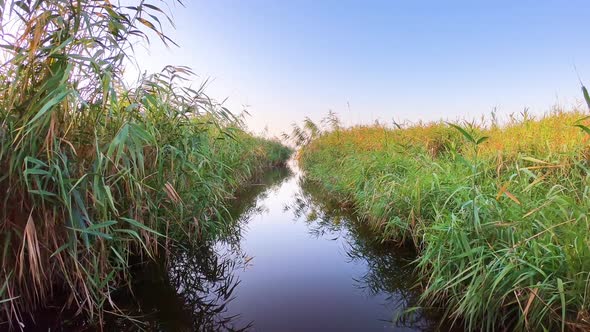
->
[104,162,451,331]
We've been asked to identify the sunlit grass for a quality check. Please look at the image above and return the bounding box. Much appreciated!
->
[297,102,590,331]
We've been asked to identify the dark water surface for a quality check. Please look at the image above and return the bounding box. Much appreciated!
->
[106,162,451,331]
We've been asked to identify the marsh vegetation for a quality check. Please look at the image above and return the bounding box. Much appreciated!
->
[0,1,289,329]
[1,1,589,331]
[295,96,590,331]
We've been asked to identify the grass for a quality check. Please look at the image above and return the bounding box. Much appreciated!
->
[296,98,590,331]
[0,1,290,328]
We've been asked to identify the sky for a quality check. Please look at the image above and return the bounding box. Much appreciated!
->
[128,0,590,137]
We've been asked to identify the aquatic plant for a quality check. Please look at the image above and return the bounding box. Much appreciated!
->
[0,0,290,328]
[298,100,590,331]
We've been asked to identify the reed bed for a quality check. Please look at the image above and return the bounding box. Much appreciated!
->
[297,101,590,331]
[0,1,290,329]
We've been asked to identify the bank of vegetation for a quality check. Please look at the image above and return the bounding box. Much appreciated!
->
[0,1,290,329]
[295,95,590,330]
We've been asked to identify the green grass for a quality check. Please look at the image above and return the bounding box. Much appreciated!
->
[297,101,590,331]
[0,1,290,328]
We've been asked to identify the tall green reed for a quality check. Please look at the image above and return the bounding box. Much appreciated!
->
[298,103,590,331]
[0,1,290,328]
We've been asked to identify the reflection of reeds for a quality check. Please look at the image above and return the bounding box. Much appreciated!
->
[105,167,292,331]
[288,176,443,331]
[297,96,590,331]
[167,246,252,332]
[0,1,291,327]
[106,244,251,332]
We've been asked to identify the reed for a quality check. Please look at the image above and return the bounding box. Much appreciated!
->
[297,95,590,331]
[0,1,290,328]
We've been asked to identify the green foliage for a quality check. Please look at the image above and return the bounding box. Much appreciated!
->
[583,85,590,110]
[0,0,290,328]
[299,108,590,331]
[573,83,590,136]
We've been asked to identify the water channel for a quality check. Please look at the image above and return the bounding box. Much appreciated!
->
[104,162,452,331]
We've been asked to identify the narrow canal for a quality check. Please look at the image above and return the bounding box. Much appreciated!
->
[106,162,450,331]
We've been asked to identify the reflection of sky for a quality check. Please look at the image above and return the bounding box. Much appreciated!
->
[127,0,590,136]
[219,173,425,331]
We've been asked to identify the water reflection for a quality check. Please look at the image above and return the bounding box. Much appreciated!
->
[286,175,441,331]
[105,165,455,331]
[108,168,292,331]
[112,245,248,332]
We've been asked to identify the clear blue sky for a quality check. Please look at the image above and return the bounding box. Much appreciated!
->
[130,0,590,136]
